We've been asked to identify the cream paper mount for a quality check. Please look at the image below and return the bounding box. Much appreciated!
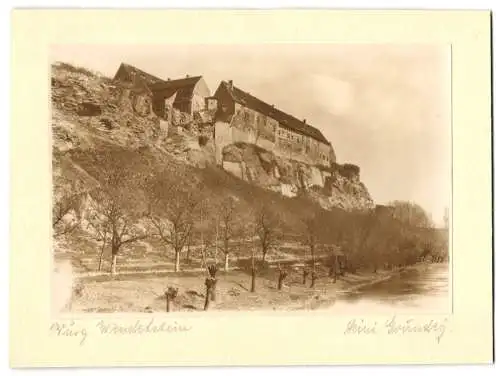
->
[10,9,492,367]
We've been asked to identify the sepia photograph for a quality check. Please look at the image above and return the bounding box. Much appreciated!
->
[50,44,451,315]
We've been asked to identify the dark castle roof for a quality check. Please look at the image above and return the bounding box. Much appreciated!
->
[114,63,205,104]
[222,81,330,145]
[151,76,203,90]
[118,63,164,86]
[150,76,203,101]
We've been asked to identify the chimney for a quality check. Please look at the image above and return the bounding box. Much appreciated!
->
[186,74,190,78]
[303,119,306,123]
[167,78,171,81]
[228,80,233,89]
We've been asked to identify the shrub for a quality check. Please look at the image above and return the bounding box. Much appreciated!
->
[54,62,97,77]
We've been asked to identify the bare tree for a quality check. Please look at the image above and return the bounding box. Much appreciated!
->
[52,190,81,237]
[302,213,326,288]
[342,211,378,273]
[218,196,245,272]
[185,232,193,264]
[388,200,434,228]
[443,207,449,230]
[254,205,282,262]
[146,168,201,273]
[250,245,257,292]
[148,189,198,272]
[328,246,338,283]
[86,211,111,271]
[195,198,218,272]
[302,268,309,285]
[277,263,288,290]
[89,188,147,276]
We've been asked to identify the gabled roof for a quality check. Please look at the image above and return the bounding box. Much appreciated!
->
[150,76,204,105]
[150,75,203,91]
[119,63,164,86]
[220,81,330,145]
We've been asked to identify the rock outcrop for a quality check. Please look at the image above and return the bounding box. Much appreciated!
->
[51,62,374,213]
[220,143,374,211]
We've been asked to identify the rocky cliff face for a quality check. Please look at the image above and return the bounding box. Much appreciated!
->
[220,142,373,211]
[52,62,374,212]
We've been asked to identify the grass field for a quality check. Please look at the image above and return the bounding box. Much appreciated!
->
[54,243,401,313]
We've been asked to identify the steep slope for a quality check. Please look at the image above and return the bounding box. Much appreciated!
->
[220,142,373,211]
[51,62,373,218]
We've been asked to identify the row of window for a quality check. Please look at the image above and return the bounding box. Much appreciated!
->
[278,142,329,162]
[238,109,330,163]
[242,110,265,125]
[278,128,305,143]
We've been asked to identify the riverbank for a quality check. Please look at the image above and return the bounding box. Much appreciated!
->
[63,261,434,313]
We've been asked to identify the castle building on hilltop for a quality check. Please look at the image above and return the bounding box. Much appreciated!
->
[211,80,336,167]
[150,76,210,116]
[113,64,335,167]
[113,63,210,118]
[113,62,165,88]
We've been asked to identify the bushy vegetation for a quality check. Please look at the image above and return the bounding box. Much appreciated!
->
[56,144,447,281]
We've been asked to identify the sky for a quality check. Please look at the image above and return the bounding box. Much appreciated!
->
[51,44,451,226]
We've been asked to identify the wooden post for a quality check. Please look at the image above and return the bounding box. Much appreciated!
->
[207,265,218,302]
[204,278,216,311]
[165,287,178,313]
[310,271,316,288]
[277,269,288,290]
[251,247,256,292]
[302,268,309,285]
[215,216,219,265]
[186,234,191,264]
[98,238,106,272]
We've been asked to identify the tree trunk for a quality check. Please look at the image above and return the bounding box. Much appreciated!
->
[186,244,191,263]
[329,257,336,278]
[204,289,210,311]
[224,253,229,272]
[310,271,316,288]
[174,250,180,272]
[98,238,106,272]
[210,280,218,301]
[251,248,256,292]
[204,278,216,311]
[278,272,287,290]
[303,269,309,285]
[110,254,117,276]
[166,296,171,312]
[251,268,256,292]
[310,244,316,280]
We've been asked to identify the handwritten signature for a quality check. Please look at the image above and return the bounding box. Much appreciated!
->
[50,321,88,346]
[344,316,448,343]
[49,319,192,346]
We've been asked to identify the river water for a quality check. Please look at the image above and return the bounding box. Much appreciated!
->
[327,263,450,314]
